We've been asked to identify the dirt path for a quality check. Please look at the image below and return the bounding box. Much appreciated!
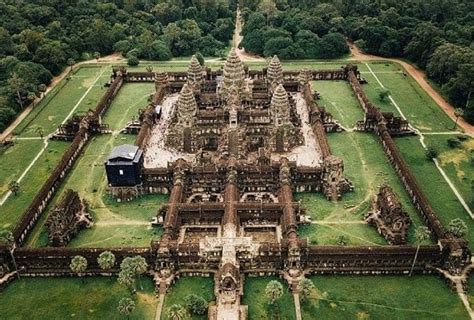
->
[233,7,265,62]
[349,44,474,136]
[0,53,123,142]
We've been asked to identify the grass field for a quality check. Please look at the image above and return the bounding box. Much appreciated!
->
[14,66,110,137]
[0,277,158,320]
[302,275,469,320]
[243,276,296,320]
[297,132,426,246]
[0,140,69,231]
[25,82,165,248]
[162,276,215,320]
[396,136,474,244]
[312,81,365,129]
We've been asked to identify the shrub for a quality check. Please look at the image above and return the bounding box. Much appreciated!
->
[127,55,139,66]
[184,294,207,315]
[447,137,462,148]
[425,147,438,160]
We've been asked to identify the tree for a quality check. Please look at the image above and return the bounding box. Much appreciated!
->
[35,126,44,139]
[258,0,278,25]
[166,304,187,320]
[67,58,75,72]
[447,137,462,148]
[425,147,438,161]
[453,108,464,130]
[447,218,468,238]
[299,278,315,302]
[8,180,20,195]
[378,88,391,101]
[118,256,148,292]
[97,251,116,273]
[127,55,139,67]
[118,268,136,293]
[38,83,47,97]
[265,280,284,305]
[117,297,135,319]
[184,294,208,315]
[409,226,431,276]
[319,33,349,59]
[150,40,172,61]
[0,229,19,279]
[195,52,205,66]
[8,72,25,109]
[70,255,88,283]
[336,235,348,245]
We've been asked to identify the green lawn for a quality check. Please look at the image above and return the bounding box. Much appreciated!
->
[162,276,215,320]
[297,132,426,246]
[302,275,469,320]
[424,135,473,206]
[0,277,158,320]
[396,136,474,244]
[0,140,69,231]
[24,80,163,248]
[362,61,455,132]
[14,66,110,137]
[243,276,296,320]
[312,81,365,129]
[25,134,166,248]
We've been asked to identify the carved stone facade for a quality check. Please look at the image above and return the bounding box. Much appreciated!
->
[365,185,411,245]
[45,189,93,247]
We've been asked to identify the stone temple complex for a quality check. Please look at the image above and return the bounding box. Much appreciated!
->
[0,48,470,320]
[110,49,355,317]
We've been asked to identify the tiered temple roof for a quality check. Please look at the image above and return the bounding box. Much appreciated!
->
[187,55,204,88]
[267,55,283,86]
[271,84,291,127]
[221,48,246,96]
[176,83,197,127]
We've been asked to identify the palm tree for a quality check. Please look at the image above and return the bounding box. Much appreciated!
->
[119,256,148,291]
[265,280,284,305]
[447,218,468,238]
[409,226,431,276]
[453,108,464,129]
[117,297,135,319]
[118,268,136,294]
[70,255,88,283]
[8,180,20,195]
[166,304,187,320]
[0,229,19,279]
[299,278,315,302]
[97,251,116,274]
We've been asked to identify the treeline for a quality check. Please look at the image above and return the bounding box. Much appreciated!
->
[239,2,349,59]
[0,0,237,133]
[240,0,474,124]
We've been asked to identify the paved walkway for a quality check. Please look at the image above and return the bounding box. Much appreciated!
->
[154,293,165,320]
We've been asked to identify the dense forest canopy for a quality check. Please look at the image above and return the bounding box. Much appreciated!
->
[0,0,473,133]
[240,0,473,123]
[0,0,237,132]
